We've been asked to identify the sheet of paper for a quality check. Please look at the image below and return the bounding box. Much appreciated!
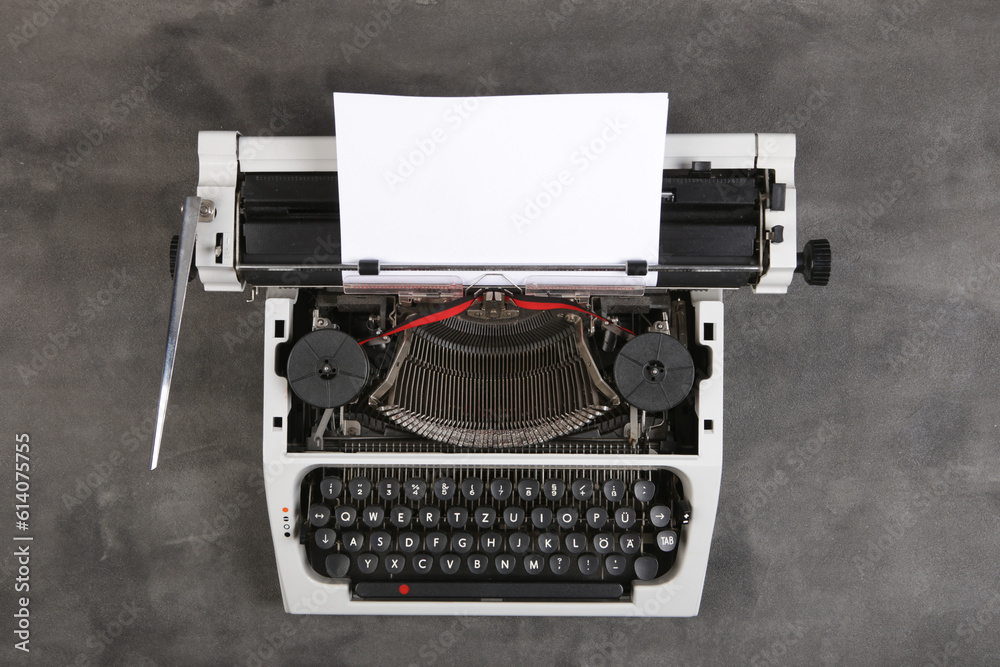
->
[334,92,668,286]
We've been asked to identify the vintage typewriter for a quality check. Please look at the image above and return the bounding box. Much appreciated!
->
[153,128,830,616]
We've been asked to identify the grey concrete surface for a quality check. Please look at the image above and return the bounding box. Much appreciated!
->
[1,0,998,665]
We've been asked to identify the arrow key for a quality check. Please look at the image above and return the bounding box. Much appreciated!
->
[309,504,331,527]
[314,528,336,549]
[649,505,671,528]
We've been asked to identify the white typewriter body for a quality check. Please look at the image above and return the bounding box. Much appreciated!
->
[181,131,802,616]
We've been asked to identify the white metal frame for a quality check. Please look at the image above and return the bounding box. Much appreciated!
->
[193,132,796,615]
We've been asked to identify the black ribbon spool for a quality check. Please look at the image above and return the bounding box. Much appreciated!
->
[286,329,369,409]
[613,332,695,412]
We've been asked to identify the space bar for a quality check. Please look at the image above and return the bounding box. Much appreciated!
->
[354,581,624,600]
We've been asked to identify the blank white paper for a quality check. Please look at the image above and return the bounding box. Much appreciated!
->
[333,92,668,286]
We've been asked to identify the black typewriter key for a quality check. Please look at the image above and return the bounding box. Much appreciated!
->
[577,554,599,576]
[425,532,447,554]
[615,507,636,529]
[480,532,502,554]
[370,531,391,553]
[452,533,473,554]
[440,554,461,575]
[348,477,372,500]
[433,477,457,501]
[446,507,469,529]
[656,530,678,552]
[467,554,488,575]
[412,554,433,574]
[543,479,566,501]
[650,505,671,528]
[308,505,331,527]
[461,477,484,500]
[399,532,420,554]
[531,507,553,530]
[537,533,560,554]
[362,506,384,528]
[389,506,412,528]
[556,507,578,529]
[634,556,658,581]
[549,554,570,576]
[335,506,357,527]
[474,507,496,528]
[523,554,545,575]
[508,533,530,554]
[605,555,627,576]
[418,507,441,528]
[565,533,587,554]
[602,479,625,503]
[490,478,513,501]
[633,480,655,503]
[593,533,614,555]
[377,478,400,501]
[357,553,379,575]
[325,554,350,578]
[571,479,594,501]
[314,528,336,549]
[619,533,640,555]
[384,553,405,574]
[319,477,343,500]
[495,554,516,575]
[503,506,525,529]
[404,478,427,501]
[342,531,364,553]
[586,507,608,529]
[518,479,540,502]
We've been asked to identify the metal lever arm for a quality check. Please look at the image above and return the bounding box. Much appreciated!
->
[151,196,201,470]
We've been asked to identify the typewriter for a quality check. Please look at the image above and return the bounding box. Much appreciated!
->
[153,127,830,616]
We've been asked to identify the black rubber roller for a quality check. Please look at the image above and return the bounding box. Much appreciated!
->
[286,329,368,409]
[613,333,695,412]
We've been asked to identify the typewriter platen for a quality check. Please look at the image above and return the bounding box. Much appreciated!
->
[154,130,830,616]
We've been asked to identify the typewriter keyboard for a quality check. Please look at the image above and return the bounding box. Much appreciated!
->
[300,466,686,600]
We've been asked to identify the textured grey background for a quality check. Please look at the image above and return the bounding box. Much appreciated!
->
[2,0,998,665]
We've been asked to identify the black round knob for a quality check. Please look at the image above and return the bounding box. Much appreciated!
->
[169,235,197,282]
[795,238,831,286]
